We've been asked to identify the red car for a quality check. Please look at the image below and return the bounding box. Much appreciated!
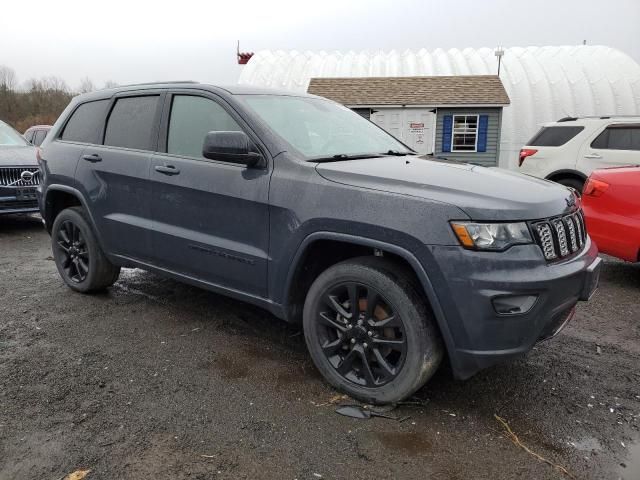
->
[582,166,640,262]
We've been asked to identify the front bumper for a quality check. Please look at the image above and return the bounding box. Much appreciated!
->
[422,238,600,379]
[0,186,39,215]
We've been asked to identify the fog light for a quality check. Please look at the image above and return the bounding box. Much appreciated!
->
[492,295,538,315]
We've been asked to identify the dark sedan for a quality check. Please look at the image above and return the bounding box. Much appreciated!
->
[0,120,40,214]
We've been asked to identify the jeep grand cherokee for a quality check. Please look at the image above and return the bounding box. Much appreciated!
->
[38,83,601,404]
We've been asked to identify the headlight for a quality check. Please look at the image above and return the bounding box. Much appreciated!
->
[450,221,533,251]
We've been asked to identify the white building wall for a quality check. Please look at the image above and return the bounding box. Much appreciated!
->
[238,46,640,170]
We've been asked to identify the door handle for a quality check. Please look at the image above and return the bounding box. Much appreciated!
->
[584,153,602,159]
[82,153,102,162]
[154,164,180,175]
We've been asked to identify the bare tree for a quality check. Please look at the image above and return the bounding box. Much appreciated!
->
[2,71,73,131]
[41,76,69,93]
[78,76,95,94]
[0,65,18,91]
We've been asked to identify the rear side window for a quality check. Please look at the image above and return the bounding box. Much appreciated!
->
[167,95,242,158]
[527,126,584,147]
[60,99,109,144]
[591,125,640,150]
[104,96,159,150]
[33,129,47,146]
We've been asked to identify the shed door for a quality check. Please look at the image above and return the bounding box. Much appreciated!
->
[370,108,435,154]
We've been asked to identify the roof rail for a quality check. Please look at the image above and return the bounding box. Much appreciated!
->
[105,80,199,88]
[557,114,640,122]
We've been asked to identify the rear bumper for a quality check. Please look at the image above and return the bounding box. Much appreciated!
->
[422,239,600,379]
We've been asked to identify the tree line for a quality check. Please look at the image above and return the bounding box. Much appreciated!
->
[0,65,117,133]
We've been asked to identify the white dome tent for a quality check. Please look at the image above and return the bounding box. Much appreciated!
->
[238,46,640,169]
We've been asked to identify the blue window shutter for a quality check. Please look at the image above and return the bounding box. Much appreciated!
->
[442,115,453,152]
[477,115,489,152]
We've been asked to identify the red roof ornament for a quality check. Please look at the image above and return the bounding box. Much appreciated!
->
[237,41,254,65]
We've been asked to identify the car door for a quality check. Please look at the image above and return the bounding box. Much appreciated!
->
[580,123,640,174]
[75,92,163,262]
[149,92,270,297]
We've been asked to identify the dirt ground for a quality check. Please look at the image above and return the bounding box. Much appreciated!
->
[1,214,639,480]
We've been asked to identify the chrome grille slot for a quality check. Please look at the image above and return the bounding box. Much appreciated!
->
[535,223,557,260]
[531,209,587,262]
[564,215,578,252]
[0,167,40,186]
[575,211,585,247]
[552,219,570,257]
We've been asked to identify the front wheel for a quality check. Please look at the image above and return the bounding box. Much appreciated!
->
[303,257,443,404]
[51,207,120,293]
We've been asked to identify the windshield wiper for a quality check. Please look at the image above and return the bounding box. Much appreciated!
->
[384,149,412,156]
[312,153,384,163]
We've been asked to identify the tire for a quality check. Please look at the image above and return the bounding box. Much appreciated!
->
[556,178,584,195]
[303,257,443,404]
[51,207,120,293]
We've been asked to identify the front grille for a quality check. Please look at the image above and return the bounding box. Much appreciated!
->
[531,209,587,261]
[0,167,40,186]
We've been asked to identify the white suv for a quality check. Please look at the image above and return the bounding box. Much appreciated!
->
[518,116,640,191]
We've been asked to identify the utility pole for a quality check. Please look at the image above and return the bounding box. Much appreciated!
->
[495,46,505,76]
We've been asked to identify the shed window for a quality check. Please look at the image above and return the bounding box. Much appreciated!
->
[451,115,478,152]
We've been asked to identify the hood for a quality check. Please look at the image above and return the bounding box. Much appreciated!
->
[316,156,576,221]
[0,145,38,167]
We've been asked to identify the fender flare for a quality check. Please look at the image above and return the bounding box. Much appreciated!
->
[283,231,456,359]
[43,185,100,237]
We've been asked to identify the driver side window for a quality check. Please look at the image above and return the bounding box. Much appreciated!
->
[167,95,242,159]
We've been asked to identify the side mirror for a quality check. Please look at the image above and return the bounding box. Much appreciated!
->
[202,131,263,167]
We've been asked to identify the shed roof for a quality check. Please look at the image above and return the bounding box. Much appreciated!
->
[307,75,510,107]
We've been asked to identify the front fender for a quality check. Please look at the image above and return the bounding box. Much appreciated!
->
[280,231,457,368]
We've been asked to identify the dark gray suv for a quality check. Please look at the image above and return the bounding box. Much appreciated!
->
[37,82,601,404]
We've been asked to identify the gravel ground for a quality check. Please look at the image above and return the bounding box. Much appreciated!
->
[1,214,639,480]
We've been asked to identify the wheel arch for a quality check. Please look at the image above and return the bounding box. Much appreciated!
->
[545,169,588,183]
[282,232,456,360]
[44,185,98,235]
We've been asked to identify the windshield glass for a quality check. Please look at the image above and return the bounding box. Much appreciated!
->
[0,121,29,146]
[241,95,412,159]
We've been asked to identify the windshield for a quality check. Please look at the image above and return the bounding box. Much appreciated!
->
[0,121,29,146]
[241,95,412,160]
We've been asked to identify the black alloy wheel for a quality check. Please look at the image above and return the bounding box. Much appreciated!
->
[315,282,407,387]
[51,207,120,293]
[56,220,90,283]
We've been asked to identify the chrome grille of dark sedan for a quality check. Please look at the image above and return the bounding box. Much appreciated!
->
[0,167,40,186]
[531,209,587,261]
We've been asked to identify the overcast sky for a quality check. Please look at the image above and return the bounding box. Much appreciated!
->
[1,0,639,90]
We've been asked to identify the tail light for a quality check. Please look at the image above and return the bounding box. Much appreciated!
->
[583,177,609,197]
[519,149,537,167]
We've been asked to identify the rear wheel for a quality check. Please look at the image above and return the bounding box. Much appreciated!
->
[51,207,120,293]
[303,257,443,404]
